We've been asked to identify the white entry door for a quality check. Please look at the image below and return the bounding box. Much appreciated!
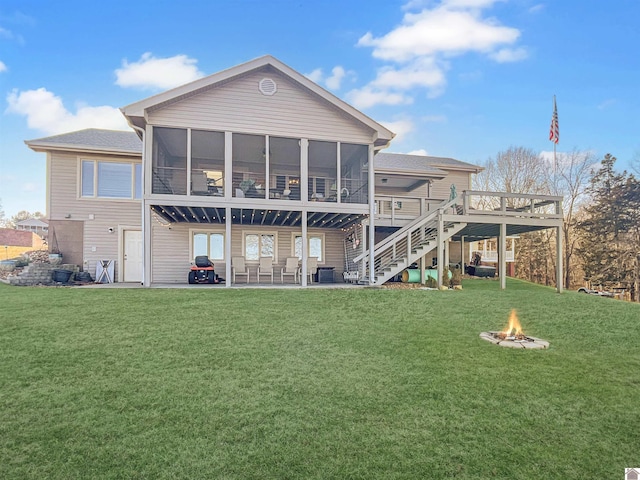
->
[123,230,143,282]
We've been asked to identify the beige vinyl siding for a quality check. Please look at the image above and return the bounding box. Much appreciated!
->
[151,223,347,283]
[430,171,472,200]
[148,70,374,144]
[48,151,141,280]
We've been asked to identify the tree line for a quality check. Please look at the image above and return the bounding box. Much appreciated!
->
[473,147,640,301]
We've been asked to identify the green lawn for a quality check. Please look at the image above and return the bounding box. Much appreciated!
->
[1,279,639,479]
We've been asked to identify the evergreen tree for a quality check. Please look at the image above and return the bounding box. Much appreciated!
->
[577,154,634,292]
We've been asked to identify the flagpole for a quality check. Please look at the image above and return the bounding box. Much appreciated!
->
[551,94,558,192]
[553,130,557,192]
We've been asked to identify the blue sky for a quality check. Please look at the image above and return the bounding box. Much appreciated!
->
[1,0,639,218]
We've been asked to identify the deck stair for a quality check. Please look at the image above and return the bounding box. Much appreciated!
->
[354,196,466,285]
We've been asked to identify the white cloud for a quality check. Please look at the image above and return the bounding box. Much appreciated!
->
[0,26,14,39]
[346,86,413,109]
[305,68,324,83]
[0,61,6,73]
[355,0,526,107]
[372,57,448,96]
[0,26,24,45]
[488,47,528,62]
[6,88,129,135]
[305,65,355,91]
[115,52,204,90]
[359,7,520,61]
[380,118,415,143]
[407,148,429,155]
[528,4,544,13]
[326,66,347,90]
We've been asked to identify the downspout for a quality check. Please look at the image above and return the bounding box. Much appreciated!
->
[127,120,146,285]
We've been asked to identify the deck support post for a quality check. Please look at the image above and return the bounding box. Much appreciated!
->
[444,239,450,270]
[499,223,507,290]
[368,145,375,285]
[360,222,367,282]
[556,224,563,293]
[436,210,444,288]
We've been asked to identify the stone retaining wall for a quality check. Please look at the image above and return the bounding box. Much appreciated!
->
[4,263,80,286]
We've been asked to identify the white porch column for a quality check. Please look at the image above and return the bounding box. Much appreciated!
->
[500,223,507,290]
[142,125,152,287]
[225,206,231,287]
[556,225,564,293]
[224,132,232,200]
[436,210,444,288]
[368,145,375,285]
[301,211,308,286]
[143,201,152,287]
[300,139,308,203]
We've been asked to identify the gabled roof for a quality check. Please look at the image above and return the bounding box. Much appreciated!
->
[25,129,142,155]
[376,152,483,174]
[120,55,395,147]
[16,218,49,228]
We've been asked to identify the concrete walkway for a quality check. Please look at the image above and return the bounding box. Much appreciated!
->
[77,281,370,289]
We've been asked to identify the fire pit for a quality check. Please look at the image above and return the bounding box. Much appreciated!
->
[480,310,549,349]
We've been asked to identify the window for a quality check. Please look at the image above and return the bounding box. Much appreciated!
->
[244,233,276,261]
[293,233,324,262]
[191,130,225,196]
[308,140,337,202]
[81,160,141,199]
[232,134,266,199]
[340,143,368,204]
[152,127,187,195]
[192,231,225,261]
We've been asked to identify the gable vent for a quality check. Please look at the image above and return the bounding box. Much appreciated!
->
[259,78,277,96]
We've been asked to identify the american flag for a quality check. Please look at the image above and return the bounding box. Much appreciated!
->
[549,96,559,144]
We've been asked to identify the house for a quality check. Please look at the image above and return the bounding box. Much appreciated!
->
[25,55,564,290]
[0,228,46,260]
[15,218,49,240]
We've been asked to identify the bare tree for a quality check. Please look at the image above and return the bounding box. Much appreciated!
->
[0,199,6,228]
[9,210,45,226]
[555,149,598,288]
[473,146,550,209]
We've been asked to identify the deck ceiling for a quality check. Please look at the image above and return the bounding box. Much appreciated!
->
[453,223,550,241]
[151,205,366,229]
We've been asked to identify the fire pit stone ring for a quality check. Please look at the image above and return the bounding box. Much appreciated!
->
[479,331,549,349]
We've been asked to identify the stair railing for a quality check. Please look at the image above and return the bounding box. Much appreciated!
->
[354,194,464,279]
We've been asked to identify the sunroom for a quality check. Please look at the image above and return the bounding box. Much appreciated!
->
[150,126,370,205]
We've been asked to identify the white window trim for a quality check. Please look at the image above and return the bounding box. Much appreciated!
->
[189,228,226,262]
[78,157,142,201]
[291,232,325,264]
[242,230,279,263]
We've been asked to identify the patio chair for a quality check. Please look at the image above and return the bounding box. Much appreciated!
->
[307,257,318,283]
[232,256,250,283]
[257,256,274,284]
[281,257,300,284]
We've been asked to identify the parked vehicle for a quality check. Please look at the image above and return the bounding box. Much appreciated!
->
[577,287,614,297]
[189,256,220,284]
